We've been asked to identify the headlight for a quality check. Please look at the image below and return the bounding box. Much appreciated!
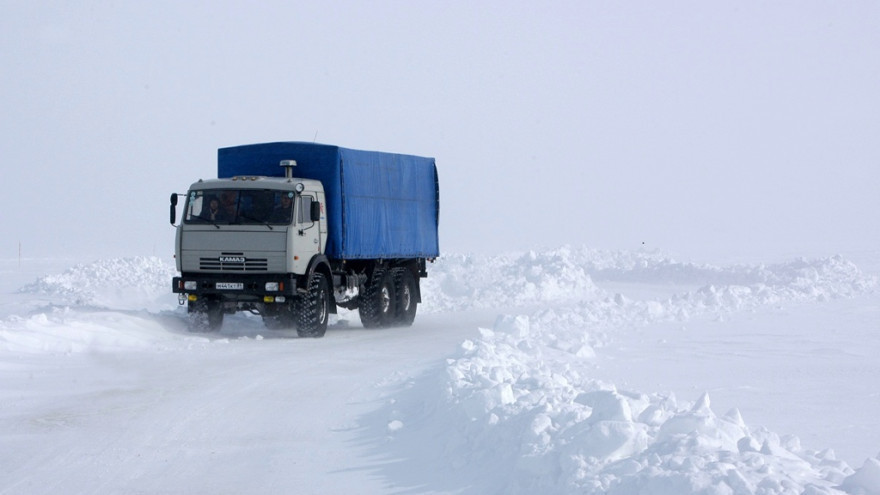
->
[265,282,280,292]
[184,281,197,290]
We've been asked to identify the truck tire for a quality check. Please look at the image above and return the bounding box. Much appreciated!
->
[188,298,223,332]
[392,267,418,327]
[296,272,330,338]
[358,268,396,329]
[261,301,296,330]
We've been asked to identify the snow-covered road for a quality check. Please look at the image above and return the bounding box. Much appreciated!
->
[1,248,878,494]
[0,292,491,493]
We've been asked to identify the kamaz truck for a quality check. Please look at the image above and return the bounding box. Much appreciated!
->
[170,142,439,338]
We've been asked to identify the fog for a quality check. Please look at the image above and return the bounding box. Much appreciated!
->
[2,1,878,261]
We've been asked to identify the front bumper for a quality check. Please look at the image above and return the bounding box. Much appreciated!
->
[172,273,300,299]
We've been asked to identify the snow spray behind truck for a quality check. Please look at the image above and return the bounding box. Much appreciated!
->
[170,142,439,337]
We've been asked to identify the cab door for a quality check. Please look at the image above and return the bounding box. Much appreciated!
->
[315,190,327,253]
[290,193,321,274]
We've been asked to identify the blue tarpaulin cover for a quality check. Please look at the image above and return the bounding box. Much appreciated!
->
[218,142,439,260]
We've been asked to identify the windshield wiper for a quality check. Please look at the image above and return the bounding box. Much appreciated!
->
[195,214,221,229]
[237,213,274,230]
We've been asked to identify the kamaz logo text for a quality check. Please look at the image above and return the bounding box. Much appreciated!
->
[219,256,246,263]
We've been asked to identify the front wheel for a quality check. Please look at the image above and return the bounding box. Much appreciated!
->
[261,301,296,330]
[188,297,223,332]
[296,272,330,338]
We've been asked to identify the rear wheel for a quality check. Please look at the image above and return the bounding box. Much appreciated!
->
[188,297,223,332]
[296,272,330,338]
[392,267,418,327]
[358,268,396,328]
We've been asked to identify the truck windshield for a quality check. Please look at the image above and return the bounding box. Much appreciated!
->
[183,189,294,225]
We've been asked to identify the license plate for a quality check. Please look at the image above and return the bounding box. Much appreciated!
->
[216,282,244,290]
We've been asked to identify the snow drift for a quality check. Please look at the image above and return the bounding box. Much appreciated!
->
[375,247,880,494]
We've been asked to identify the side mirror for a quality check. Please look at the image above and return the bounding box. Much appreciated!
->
[170,193,179,225]
[310,201,321,222]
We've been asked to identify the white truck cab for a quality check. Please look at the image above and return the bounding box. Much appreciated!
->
[175,176,327,277]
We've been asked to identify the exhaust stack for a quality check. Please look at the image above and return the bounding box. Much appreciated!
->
[280,160,297,179]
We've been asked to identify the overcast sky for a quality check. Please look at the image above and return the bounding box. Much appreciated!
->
[2,1,878,261]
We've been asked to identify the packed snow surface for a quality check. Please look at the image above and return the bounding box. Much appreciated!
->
[0,247,878,494]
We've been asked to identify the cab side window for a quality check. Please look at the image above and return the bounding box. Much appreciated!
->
[298,196,314,224]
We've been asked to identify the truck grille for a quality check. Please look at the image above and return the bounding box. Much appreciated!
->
[200,254,269,272]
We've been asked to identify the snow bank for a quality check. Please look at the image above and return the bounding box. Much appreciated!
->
[477,318,856,493]
[370,247,877,494]
[1,257,184,354]
[0,308,182,354]
[17,256,177,311]
[369,314,879,494]
[423,248,606,312]
[423,246,875,315]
